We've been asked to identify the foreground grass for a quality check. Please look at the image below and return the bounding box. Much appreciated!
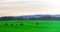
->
[0,20,60,32]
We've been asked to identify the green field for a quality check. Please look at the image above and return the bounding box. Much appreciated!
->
[0,20,60,32]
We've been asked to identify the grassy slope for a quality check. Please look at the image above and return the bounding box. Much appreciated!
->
[0,20,60,32]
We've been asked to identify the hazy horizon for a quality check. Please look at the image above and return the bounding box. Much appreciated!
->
[0,0,60,16]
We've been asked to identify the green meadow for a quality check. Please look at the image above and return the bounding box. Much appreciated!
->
[0,20,60,32]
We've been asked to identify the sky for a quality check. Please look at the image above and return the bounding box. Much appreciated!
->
[0,0,60,16]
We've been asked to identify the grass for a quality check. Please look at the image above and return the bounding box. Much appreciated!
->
[0,20,60,32]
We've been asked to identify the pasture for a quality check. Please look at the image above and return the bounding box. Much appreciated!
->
[0,20,60,32]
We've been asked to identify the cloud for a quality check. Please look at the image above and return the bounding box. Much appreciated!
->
[0,0,60,16]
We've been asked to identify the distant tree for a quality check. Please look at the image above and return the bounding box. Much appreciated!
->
[0,16,14,20]
[41,15,52,20]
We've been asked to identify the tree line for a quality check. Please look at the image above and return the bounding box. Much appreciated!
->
[0,15,60,20]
